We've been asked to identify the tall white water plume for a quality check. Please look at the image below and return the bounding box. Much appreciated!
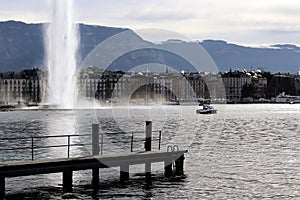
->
[45,0,78,108]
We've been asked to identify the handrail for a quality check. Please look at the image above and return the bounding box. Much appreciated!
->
[0,133,91,140]
[167,145,179,152]
[0,129,163,161]
[0,130,162,141]
[173,145,179,152]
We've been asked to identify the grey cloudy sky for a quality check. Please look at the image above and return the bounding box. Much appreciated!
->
[0,0,299,46]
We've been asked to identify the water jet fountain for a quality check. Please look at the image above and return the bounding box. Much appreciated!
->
[45,0,78,109]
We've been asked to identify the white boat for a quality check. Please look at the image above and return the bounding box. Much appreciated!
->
[273,92,300,103]
[196,105,217,114]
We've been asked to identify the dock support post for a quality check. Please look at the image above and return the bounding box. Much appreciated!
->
[145,121,152,179]
[120,164,129,183]
[92,168,99,188]
[63,170,73,193]
[0,176,4,200]
[164,160,173,177]
[92,124,100,187]
[145,162,151,180]
[145,121,152,152]
[175,155,185,175]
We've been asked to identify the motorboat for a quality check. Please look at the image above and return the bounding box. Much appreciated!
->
[196,105,217,114]
[273,92,300,103]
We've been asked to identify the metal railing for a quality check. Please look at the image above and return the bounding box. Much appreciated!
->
[0,130,162,161]
[129,130,162,152]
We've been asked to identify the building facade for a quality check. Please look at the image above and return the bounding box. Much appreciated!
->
[1,67,299,105]
[222,70,252,102]
[77,67,216,103]
[0,68,47,104]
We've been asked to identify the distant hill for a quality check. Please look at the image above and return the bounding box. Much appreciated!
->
[0,21,127,72]
[200,40,300,73]
[0,21,299,73]
[0,21,44,72]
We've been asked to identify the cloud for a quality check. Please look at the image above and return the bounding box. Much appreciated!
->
[0,0,49,22]
[1,0,300,45]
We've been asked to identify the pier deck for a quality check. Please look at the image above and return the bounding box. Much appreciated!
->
[0,150,187,177]
[0,121,188,199]
[0,150,187,199]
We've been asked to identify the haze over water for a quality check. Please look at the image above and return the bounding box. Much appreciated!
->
[45,0,78,108]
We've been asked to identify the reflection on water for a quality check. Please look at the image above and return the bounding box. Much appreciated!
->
[44,110,77,159]
[0,104,300,199]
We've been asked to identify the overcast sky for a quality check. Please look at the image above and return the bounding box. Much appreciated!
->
[0,0,300,46]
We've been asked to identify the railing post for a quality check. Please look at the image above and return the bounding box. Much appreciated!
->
[31,137,34,161]
[100,130,104,155]
[67,136,70,158]
[130,132,134,152]
[158,130,161,150]
[145,121,152,180]
[145,121,152,151]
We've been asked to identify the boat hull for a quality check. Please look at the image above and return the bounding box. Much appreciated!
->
[196,109,217,114]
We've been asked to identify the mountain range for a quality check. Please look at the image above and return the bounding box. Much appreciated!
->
[0,20,299,73]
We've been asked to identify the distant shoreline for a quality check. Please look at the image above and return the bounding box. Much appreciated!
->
[0,102,298,112]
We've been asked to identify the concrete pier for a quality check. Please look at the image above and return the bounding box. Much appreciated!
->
[0,150,187,199]
[0,122,187,199]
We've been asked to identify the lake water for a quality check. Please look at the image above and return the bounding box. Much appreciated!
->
[0,104,299,199]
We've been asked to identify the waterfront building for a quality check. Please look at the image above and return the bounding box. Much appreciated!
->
[247,71,268,99]
[294,75,300,95]
[267,74,297,97]
[1,67,299,105]
[181,72,206,100]
[78,68,210,103]
[0,68,46,104]
[78,67,175,103]
[222,70,252,102]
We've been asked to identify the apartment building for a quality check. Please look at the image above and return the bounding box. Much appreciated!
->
[0,68,46,104]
